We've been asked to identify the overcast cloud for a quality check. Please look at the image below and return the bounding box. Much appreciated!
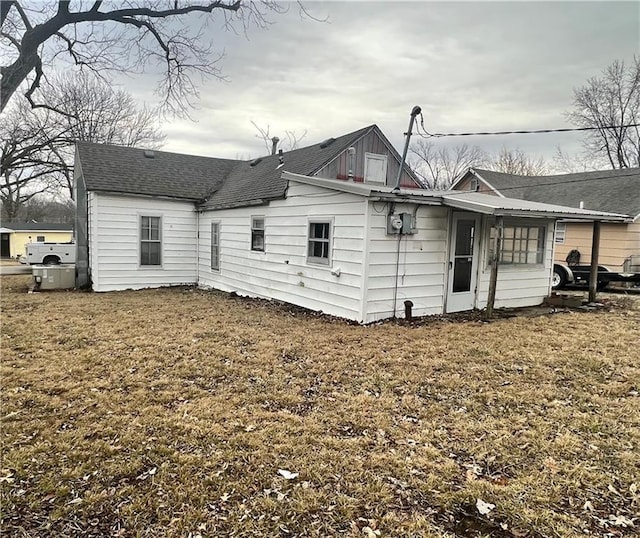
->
[114,1,639,167]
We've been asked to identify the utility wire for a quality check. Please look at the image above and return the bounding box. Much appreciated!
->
[446,168,640,195]
[416,113,640,138]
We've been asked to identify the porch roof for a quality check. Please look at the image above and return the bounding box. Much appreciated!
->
[440,192,630,222]
[283,172,629,222]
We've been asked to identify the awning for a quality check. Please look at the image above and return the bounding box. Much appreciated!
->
[441,192,630,222]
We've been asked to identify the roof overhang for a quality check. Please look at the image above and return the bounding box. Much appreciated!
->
[284,172,629,221]
[442,192,630,222]
[283,171,440,204]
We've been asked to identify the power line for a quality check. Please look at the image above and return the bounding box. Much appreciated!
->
[448,168,640,195]
[416,113,640,139]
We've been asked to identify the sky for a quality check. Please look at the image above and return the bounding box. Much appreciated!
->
[111,1,640,166]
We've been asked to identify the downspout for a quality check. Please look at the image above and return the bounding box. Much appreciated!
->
[195,209,200,286]
[392,230,403,319]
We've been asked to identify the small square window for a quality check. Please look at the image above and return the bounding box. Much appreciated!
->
[251,217,265,252]
[364,153,388,185]
[36,235,45,242]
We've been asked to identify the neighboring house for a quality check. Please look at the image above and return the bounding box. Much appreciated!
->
[452,168,640,272]
[74,125,624,323]
[0,222,73,259]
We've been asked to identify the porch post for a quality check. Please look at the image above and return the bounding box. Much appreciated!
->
[486,216,503,319]
[588,220,601,303]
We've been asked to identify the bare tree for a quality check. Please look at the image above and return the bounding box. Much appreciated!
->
[0,1,306,114]
[1,73,164,213]
[409,139,487,189]
[488,147,547,176]
[551,146,607,174]
[41,71,165,196]
[567,57,640,169]
[1,99,67,220]
[251,121,308,154]
[1,194,75,223]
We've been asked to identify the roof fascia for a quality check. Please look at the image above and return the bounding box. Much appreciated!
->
[88,189,200,203]
[471,169,505,198]
[442,195,629,222]
[284,171,373,196]
[199,198,271,212]
[284,172,443,205]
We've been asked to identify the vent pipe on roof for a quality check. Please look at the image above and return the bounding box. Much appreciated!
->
[347,147,356,181]
[144,150,155,159]
[579,201,584,209]
[271,137,280,155]
[392,105,421,192]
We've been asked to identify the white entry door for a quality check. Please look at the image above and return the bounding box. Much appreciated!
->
[446,212,481,313]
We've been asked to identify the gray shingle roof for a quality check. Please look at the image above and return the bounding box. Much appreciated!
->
[473,167,640,217]
[77,143,241,201]
[200,125,375,209]
[77,125,378,207]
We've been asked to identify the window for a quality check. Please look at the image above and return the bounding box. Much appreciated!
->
[489,224,545,265]
[211,222,220,270]
[36,235,45,242]
[307,221,331,265]
[555,222,566,244]
[364,153,388,184]
[251,217,265,252]
[140,216,161,266]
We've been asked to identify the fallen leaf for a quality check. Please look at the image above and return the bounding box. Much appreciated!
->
[476,498,495,515]
[608,514,634,527]
[278,469,298,480]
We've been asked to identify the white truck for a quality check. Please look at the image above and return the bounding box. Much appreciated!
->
[24,242,76,265]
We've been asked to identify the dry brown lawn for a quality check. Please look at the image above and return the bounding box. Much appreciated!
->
[1,275,638,537]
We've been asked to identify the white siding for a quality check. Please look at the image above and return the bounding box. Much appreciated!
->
[198,181,366,321]
[91,193,198,291]
[475,218,554,309]
[363,204,449,322]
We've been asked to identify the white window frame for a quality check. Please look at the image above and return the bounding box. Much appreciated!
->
[307,219,333,266]
[363,152,388,185]
[488,221,546,266]
[555,221,566,244]
[251,216,265,252]
[140,215,162,267]
[211,221,220,271]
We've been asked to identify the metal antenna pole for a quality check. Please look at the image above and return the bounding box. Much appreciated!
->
[393,105,421,192]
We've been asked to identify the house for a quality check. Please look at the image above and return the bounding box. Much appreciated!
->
[0,222,74,259]
[74,125,625,323]
[452,168,640,273]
